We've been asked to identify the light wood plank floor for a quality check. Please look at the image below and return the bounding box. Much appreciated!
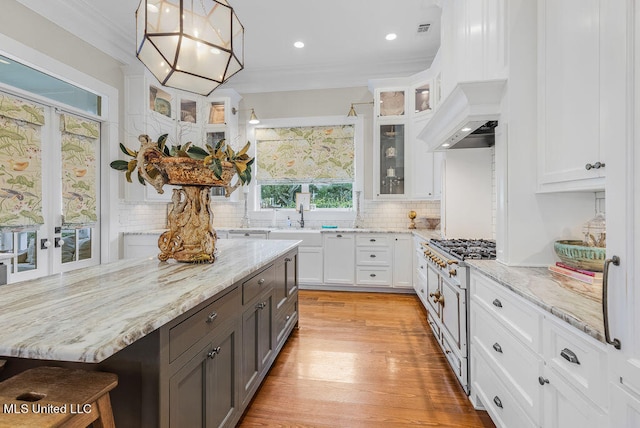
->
[238,290,495,427]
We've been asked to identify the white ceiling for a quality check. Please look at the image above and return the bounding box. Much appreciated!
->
[15,0,441,94]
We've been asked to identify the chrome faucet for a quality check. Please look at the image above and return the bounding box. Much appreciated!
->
[298,204,305,229]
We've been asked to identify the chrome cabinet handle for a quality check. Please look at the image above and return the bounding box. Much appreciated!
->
[538,376,549,386]
[336,234,343,238]
[370,254,376,258]
[370,273,376,277]
[285,257,292,262]
[585,161,605,170]
[370,238,376,242]
[560,348,580,364]
[492,343,503,353]
[255,302,266,310]
[603,255,622,349]
[493,396,503,409]
[492,298,503,308]
[258,278,265,285]
[206,312,218,323]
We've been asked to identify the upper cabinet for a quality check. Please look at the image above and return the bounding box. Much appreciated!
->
[370,80,441,201]
[123,71,241,202]
[536,0,624,192]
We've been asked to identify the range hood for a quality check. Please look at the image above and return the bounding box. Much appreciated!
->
[418,79,507,151]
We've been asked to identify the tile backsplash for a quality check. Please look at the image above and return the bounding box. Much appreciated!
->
[118,199,441,231]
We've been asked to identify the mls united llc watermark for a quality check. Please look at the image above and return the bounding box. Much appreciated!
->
[3,403,92,415]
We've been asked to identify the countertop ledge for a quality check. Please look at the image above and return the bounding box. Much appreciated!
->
[124,227,443,239]
[466,260,605,343]
[0,240,300,363]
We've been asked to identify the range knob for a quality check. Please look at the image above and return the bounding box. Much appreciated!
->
[449,269,457,277]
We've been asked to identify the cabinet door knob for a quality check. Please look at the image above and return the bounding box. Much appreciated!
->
[207,346,221,359]
[493,396,503,409]
[560,348,580,364]
[492,342,503,353]
[258,278,265,285]
[370,273,377,277]
[285,257,292,262]
[206,312,218,323]
[492,298,503,308]
[538,376,550,386]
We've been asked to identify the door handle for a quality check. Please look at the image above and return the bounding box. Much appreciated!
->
[603,255,621,349]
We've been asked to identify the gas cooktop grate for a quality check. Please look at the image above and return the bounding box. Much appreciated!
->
[429,238,497,261]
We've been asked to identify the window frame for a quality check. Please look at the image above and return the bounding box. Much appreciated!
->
[247,115,364,214]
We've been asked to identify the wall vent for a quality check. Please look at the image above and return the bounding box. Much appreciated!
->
[417,23,431,33]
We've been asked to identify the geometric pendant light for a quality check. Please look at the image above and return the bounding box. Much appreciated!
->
[136,0,244,96]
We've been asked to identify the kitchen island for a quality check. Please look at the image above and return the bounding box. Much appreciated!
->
[0,239,300,427]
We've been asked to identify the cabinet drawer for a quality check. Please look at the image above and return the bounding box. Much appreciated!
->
[472,351,537,428]
[356,247,391,265]
[242,264,275,305]
[169,286,240,362]
[544,316,608,407]
[471,272,542,352]
[356,266,392,286]
[472,305,543,425]
[276,298,298,346]
[356,235,391,247]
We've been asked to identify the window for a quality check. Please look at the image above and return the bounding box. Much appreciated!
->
[256,125,355,209]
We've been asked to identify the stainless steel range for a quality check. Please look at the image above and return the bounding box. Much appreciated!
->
[414,238,496,394]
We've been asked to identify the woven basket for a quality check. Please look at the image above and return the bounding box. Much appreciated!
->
[554,240,606,272]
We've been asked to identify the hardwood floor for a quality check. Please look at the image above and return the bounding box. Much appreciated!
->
[238,290,495,427]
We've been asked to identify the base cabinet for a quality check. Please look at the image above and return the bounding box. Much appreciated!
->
[470,270,610,428]
[164,250,298,427]
[323,233,355,284]
[169,323,239,428]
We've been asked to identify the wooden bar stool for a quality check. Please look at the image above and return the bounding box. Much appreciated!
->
[0,366,118,428]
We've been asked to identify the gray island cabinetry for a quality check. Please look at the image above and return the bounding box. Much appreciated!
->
[0,240,300,428]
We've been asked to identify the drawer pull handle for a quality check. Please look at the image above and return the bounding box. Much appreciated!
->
[256,302,266,310]
[492,298,503,308]
[370,254,376,258]
[538,376,550,386]
[493,396,503,409]
[258,278,265,285]
[337,234,343,238]
[207,346,221,359]
[492,343,503,353]
[285,257,292,262]
[370,238,376,242]
[206,312,218,323]
[560,348,580,364]
[370,273,377,277]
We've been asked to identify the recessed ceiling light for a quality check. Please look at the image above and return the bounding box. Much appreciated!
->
[385,33,397,41]
[442,143,451,148]
[294,41,305,48]
[461,127,472,132]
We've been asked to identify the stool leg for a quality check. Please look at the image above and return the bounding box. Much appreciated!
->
[92,393,116,428]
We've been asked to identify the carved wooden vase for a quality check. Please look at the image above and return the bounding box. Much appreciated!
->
[136,139,238,263]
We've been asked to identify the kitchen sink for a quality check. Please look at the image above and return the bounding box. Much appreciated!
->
[269,229,322,246]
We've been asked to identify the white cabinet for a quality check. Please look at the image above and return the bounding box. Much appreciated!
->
[355,234,392,286]
[536,0,626,192]
[298,247,323,285]
[322,233,355,285]
[369,81,441,201]
[228,231,268,239]
[392,234,413,288]
[123,71,241,202]
[470,270,610,427]
[609,383,640,428]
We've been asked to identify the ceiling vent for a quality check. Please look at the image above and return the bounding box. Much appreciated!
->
[417,23,431,34]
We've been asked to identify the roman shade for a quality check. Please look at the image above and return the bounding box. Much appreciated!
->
[0,92,45,228]
[255,125,355,184]
[60,114,99,226]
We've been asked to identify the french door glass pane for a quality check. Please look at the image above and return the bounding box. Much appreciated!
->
[61,228,92,264]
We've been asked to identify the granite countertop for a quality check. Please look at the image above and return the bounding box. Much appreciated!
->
[0,239,299,363]
[466,260,605,343]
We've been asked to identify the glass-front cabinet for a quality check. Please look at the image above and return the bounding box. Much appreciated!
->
[377,123,406,197]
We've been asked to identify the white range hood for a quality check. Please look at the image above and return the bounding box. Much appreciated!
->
[418,79,507,151]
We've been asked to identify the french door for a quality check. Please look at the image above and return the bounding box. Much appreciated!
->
[0,93,101,282]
